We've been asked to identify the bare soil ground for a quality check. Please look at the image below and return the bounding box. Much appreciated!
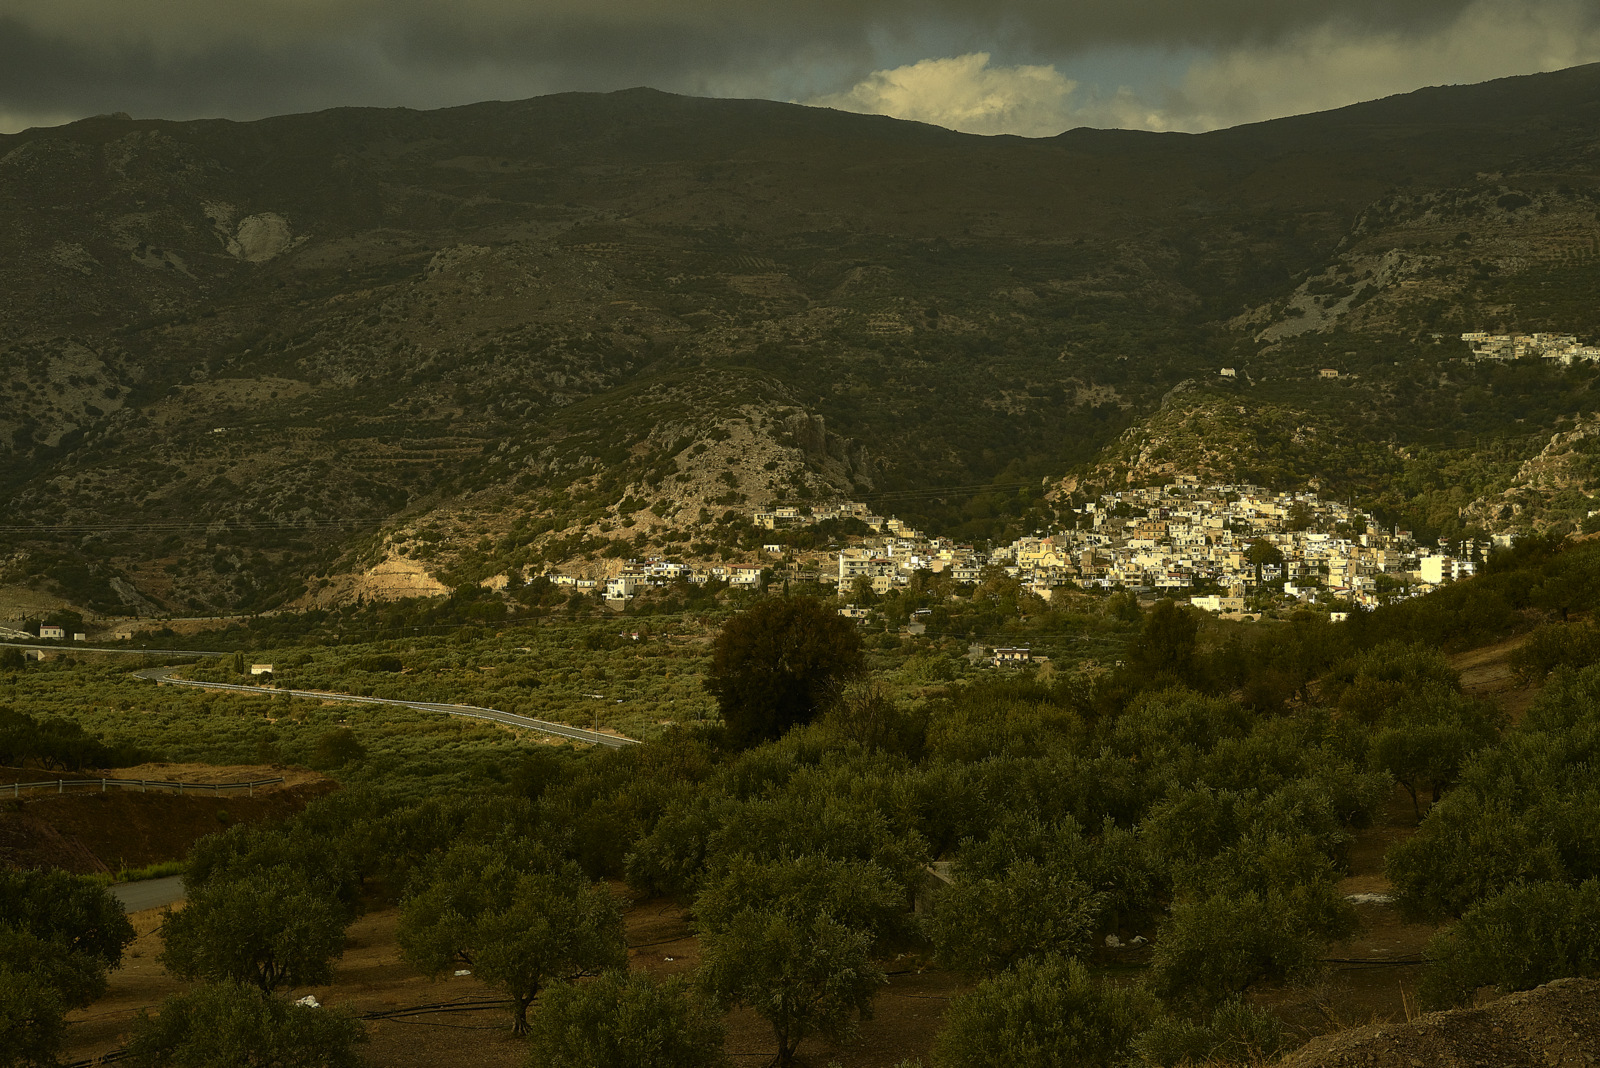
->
[0,763,334,872]
[0,583,80,626]
[1451,633,1538,721]
[1277,977,1600,1068]
[1266,786,1438,1040]
[62,890,967,1068]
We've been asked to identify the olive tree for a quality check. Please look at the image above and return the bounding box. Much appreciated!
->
[694,851,897,1067]
[1133,999,1286,1068]
[1367,684,1501,814]
[0,965,64,1068]
[931,957,1152,1068]
[159,867,349,994]
[926,860,1103,977]
[185,824,362,921]
[127,983,366,1068]
[0,870,134,1068]
[1419,879,1600,1009]
[698,908,882,1068]
[1147,892,1324,1009]
[0,868,136,970]
[526,970,728,1068]
[399,845,625,1034]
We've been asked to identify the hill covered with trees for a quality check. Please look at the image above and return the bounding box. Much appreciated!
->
[9,536,1600,1064]
[8,68,1600,613]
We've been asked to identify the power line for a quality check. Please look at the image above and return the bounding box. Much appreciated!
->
[0,518,387,535]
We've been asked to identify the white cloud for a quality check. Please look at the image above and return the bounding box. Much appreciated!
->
[805,0,1600,137]
[806,53,1078,137]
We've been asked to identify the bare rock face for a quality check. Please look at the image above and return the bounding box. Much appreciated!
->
[1278,978,1600,1068]
[230,213,293,262]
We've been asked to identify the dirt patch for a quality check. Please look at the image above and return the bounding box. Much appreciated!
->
[61,889,963,1068]
[0,765,335,872]
[1278,977,1600,1068]
[107,763,327,791]
[65,905,190,1060]
[0,583,79,626]
[307,555,450,609]
[0,810,111,874]
[1451,634,1540,722]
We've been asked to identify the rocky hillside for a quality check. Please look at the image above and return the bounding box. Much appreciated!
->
[8,67,1600,613]
[1277,978,1600,1068]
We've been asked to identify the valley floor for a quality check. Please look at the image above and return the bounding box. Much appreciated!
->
[38,629,1566,1066]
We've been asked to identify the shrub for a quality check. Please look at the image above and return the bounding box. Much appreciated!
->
[1419,879,1600,1009]
[931,957,1152,1068]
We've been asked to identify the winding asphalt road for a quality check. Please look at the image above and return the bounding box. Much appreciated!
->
[111,875,186,913]
[133,667,638,748]
[0,641,228,658]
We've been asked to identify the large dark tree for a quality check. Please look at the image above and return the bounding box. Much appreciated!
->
[398,842,626,1034]
[526,970,728,1068]
[127,983,366,1068]
[0,870,135,1068]
[1125,599,1199,684]
[159,868,349,994]
[1245,540,1285,584]
[705,596,864,747]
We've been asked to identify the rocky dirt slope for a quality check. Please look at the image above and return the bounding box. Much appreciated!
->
[1277,977,1600,1068]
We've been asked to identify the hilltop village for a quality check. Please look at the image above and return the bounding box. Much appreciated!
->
[548,483,1493,617]
[1462,330,1600,364]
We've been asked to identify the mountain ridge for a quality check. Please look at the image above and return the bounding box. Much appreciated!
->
[6,65,1600,616]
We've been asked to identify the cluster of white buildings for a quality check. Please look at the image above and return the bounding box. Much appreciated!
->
[546,558,765,601]
[1019,483,1487,611]
[828,483,1488,613]
[1462,332,1600,365]
[545,485,1490,612]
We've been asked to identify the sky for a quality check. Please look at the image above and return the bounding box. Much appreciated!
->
[2,0,1599,137]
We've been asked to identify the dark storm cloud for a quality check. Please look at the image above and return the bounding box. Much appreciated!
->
[0,17,378,120]
[0,0,1588,131]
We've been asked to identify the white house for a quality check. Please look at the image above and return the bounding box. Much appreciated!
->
[38,625,65,640]
[993,647,1032,668]
[1419,555,1461,585]
[729,566,764,587]
[605,573,644,600]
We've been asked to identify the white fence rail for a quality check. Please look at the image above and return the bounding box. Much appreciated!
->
[5,776,285,798]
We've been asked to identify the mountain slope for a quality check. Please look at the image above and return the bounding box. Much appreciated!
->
[6,68,1600,612]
